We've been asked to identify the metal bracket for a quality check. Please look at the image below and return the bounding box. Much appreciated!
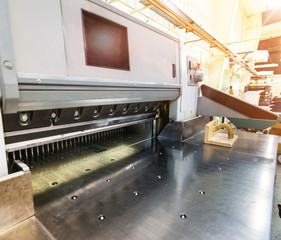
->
[197,96,248,119]
[14,160,30,173]
[0,0,19,114]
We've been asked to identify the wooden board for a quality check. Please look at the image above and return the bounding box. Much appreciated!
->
[0,171,34,232]
[204,119,238,147]
[206,132,238,147]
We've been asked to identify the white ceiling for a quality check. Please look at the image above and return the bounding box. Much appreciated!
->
[240,0,281,16]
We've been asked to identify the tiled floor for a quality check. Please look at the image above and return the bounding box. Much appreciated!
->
[272,160,281,239]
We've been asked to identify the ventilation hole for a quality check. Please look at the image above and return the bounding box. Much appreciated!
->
[109,105,117,116]
[134,103,141,113]
[179,213,187,219]
[74,108,83,121]
[93,106,102,118]
[144,104,151,112]
[278,204,281,218]
[152,103,160,111]
[123,104,131,114]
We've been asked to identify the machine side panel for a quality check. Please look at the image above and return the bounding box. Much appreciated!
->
[169,44,200,121]
[61,0,179,84]
[8,0,67,76]
[0,0,19,114]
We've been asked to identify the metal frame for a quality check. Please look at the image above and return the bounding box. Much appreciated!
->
[1,0,181,113]
[5,117,154,152]
[197,96,248,119]
[0,0,19,114]
[17,74,180,111]
[0,0,19,113]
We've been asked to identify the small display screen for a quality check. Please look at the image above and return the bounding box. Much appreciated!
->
[82,10,130,70]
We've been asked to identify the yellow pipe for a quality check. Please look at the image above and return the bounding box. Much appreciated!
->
[146,0,260,77]
[214,123,234,139]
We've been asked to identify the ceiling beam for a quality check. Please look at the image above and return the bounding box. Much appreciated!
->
[146,0,260,77]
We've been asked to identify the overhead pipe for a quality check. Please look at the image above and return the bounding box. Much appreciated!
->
[146,0,260,77]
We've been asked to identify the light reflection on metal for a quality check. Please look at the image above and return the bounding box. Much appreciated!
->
[33,145,139,195]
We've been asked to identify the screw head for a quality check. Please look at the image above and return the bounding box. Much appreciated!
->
[19,112,29,123]
[51,112,57,119]
[179,213,187,219]
[3,60,13,70]
[74,110,80,117]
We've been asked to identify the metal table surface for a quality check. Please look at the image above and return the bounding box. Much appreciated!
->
[23,130,277,240]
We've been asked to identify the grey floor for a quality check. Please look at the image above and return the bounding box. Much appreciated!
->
[272,160,281,239]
